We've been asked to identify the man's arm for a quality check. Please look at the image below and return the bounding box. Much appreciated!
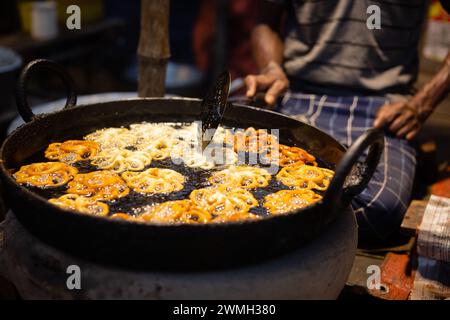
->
[374,51,450,140]
[244,1,288,106]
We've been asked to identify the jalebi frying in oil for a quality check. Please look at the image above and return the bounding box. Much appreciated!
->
[67,170,129,200]
[264,189,323,214]
[14,162,78,188]
[265,144,317,167]
[276,163,334,191]
[121,168,185,194]
[225,127,278,154]
[209,165,271,188]
[189,185,258,217]
[91,149,152,173]
[49,194,109,216]
[45,140,99,163]
[139,199,212,224]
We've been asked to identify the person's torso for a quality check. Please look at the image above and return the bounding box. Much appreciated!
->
[282,0,427,96]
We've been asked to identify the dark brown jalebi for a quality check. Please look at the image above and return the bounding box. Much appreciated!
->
[13,162,78,188]
[276,163,334,191]
[45,140,99,163]
[67,170,129,200]
[264,189,323,215]
[49,194,109,216]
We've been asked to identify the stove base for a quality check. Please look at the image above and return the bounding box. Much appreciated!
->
[0,209,357,299]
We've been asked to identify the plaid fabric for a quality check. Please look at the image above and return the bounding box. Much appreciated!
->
[279,92,417,241]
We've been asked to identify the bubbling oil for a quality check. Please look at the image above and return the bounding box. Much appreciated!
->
[19,122,333,219]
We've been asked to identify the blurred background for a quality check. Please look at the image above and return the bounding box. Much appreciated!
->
[0,0,449,155]
[0,0,261,137]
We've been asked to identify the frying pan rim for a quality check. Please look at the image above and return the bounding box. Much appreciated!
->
[0,97,344,229]
[5,96,347,153]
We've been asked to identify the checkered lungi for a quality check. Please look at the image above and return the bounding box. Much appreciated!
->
[278,92,417,241]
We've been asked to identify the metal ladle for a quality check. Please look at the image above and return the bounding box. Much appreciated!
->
[199,71,231,150]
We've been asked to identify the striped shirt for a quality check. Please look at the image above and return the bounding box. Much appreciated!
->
[270,0,427,96]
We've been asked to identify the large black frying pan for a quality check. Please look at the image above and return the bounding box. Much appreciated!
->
[0,60,384,270]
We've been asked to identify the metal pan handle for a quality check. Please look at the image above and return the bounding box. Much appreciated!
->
[16,59,77,123]
[323,128,384,208]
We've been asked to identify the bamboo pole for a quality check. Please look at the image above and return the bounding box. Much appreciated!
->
[138,0,170,97]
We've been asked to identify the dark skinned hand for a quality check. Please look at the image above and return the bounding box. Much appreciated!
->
[244,61,289,107]
[374,100,430,140]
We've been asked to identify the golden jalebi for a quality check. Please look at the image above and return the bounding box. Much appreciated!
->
[49,194,109,216]
[14,162,78,188]
[209,165,271,189]
[276,163,334,191]
[225,127,278,154]
[139,199,212,224]
[45,140,99,163]
[265,144,317,167]
[121,168,185,194]
[67,170,129,200]
[264,189,323,215]
[189,185,258,217]
[91,149,152,173]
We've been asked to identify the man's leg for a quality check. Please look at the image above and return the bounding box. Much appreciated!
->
[280,93,417,241]
[351,135,416,241]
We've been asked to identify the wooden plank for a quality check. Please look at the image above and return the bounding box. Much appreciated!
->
[400,200,427,237]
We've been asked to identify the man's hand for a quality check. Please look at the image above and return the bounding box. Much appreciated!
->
[375,51,450,140]
[374,100,430,140]
[244,61,289,106]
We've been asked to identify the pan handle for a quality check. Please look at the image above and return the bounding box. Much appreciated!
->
[323,128,384,208]
[16,59,77,123]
